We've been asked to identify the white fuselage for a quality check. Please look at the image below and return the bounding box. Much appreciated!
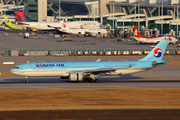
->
[17,21,102,30]
[11,68,146,77]
[135,36,178,44]
[61,28,110,36]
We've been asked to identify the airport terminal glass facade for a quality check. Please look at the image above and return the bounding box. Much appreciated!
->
[17,0,180,35]
[2,0,25,5]
[47,2,89,16]
[24,0,38,21]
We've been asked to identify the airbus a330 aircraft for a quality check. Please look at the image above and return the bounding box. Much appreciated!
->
[134,26,177,44]
[11,39,169,83]
[14,11,103,31]
[48,23,110,36]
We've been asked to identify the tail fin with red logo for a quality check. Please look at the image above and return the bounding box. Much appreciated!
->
[14,11,34,22]
[138,39,169,61]
[133,26,144,37]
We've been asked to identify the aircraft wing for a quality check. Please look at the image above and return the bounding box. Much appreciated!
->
[17,22,29,25]
[47,25,62,30]
[85,31,91,34]
[68,65,132,75]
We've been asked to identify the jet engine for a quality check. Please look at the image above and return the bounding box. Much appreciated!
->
[80,25,85,29]
[78,31,85,35]
[69,72,83,81]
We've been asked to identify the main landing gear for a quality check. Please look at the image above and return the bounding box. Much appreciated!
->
[25,76,29,83]
[83,77,99,83]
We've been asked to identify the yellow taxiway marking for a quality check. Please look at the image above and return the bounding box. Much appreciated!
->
[120,59,127,61]
[38,60,44,62]
[66,60,71,62]
[31,87,50,89]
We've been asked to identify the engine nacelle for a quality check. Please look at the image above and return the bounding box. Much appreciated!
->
[80,25,85,29]
[69,72,83,81]
[78,31,85,35]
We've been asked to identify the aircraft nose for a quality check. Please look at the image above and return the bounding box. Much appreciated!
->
[10,69,14,74]
[10,68,17,75]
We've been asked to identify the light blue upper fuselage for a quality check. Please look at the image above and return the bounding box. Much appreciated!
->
[11,61,154,71]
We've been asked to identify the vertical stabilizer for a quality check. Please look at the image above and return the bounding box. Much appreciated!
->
[133,25,144,37]
[3,16,13,26]
[14,11,34,22]
[138,39,169,61]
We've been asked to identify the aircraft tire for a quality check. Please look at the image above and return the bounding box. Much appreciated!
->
[84,78,88,82]
[95,79,99,83]
[89,79,94,83]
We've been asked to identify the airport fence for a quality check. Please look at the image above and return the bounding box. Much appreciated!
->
[4,48,180,56]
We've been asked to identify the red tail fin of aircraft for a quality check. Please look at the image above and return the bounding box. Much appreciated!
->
[133,26,144,37]
[14,11,34,22]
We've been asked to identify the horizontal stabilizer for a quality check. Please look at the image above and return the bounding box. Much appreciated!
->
[151,61,167,67]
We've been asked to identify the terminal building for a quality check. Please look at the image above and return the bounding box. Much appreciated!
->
[0,0,180,35]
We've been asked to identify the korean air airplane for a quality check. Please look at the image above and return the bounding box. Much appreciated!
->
[11,39,169,83]
[133,26,177,44]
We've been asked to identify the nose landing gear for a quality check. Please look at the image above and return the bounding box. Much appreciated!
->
[25,76,29,83]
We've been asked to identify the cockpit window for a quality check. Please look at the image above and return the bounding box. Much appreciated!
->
[14,67,19,69]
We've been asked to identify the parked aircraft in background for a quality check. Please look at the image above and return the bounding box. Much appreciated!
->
[4,15,26,30]
[48,23,110,36]
[133,26,177,44]
[11,39,169,83]
[14,11,104,31]
[4,15,38,31]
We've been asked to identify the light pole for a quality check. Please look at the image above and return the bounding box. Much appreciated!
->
[174,4,180,36]
[158,2,164,36]
[94,0,95,21]
[90,0,93,21]
[59,0,60,22]
[17,0,18,8]
[174,6,175,19]
[123,18,124,38]
[110,1,115,34]
[138,3,140,31]
[177,5,178,35]
[158,3,160,21]
[135,4,136,19]
[134,1,140,31]
[1,0,3,15]
[90,0,95,21]
[161,2,163,35]
[113,1,114,34]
